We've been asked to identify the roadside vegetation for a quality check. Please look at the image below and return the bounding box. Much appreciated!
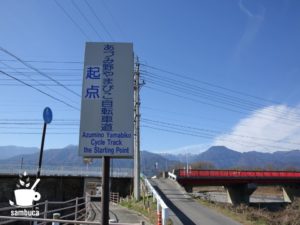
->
[120,194,173,225]
[120,195,157,225]
[196,197,300,225]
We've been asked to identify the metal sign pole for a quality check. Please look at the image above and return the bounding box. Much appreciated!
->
[101,156,110,225]
[37,122,47,178]
[37,107,52,178]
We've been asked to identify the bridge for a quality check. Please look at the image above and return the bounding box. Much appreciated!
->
[169,169,300,204]
[0,165,133,177]
[0,167,133,209]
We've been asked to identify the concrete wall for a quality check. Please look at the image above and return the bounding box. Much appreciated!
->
[0,175,84,203]
[282,185,300,202]
[84,177,132,197]
[225,183,257,205]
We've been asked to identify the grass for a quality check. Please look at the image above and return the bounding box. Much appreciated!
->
[195,198,268,225]
[195,196,300,225]
[120,195,174,225]
[120,195,157,225]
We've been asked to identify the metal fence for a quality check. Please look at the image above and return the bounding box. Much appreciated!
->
[0,196,87,225]
[0,194,142,225]
[0,216,144,225]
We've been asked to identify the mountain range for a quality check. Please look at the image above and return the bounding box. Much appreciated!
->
[0,145,179,176]
[0,145,299,174]
[0,146,38,160]
[162,146,300,170]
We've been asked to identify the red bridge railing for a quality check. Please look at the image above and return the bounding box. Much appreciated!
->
[178,169,300,178]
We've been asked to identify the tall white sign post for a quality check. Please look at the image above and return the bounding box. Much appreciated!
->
[79,42,134,225]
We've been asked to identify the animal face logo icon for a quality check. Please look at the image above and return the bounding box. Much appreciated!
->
[9,171,41,207]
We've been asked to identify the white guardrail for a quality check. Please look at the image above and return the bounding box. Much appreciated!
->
[144,178,169,225]
[168,171,177,180]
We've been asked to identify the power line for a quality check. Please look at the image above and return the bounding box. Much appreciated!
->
[71,0,103,40]
[84,0,115,41]
[142,118,300,146]
[143,77,300,123]
[0,67,81,71]
[3,59,294,121]
[0,70,79,111]
[141,70,300,121]
[141,125,257,149]
[0,61,80,105]
[54,0,91,40]
[0,46,81,98]
[142,124,215,141]
[0,59,82,64]
[0,119,78,122]
[0,126,78,130]
[142,78,300,125]
[144,85,256,116]
[141,106,295,132]
[141,122,298,151]
[141,106,237,126]
[0,58,288,110]
[2,57,298,120]
[4,72,82,77]
[142,71,267,110]
[0,122,79,126]
[0,132,78,135]
[0,84,81,87]
[141,63,281,106]
[0,77,81,81]
[100,0,128,40]
[144,77,261,111]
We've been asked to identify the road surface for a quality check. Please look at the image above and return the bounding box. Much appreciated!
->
[150,178,241,225]
[194,192,284,203]
[90,202,150,224]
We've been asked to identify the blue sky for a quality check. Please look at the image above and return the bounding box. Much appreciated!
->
[0,0,300,153]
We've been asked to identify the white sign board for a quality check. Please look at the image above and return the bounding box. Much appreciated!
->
[79,42,134,158]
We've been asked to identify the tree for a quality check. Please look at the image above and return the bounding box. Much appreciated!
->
[190,161,215,170]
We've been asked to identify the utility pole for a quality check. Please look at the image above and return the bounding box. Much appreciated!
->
[134,57,141,200]
[186,151,189,175]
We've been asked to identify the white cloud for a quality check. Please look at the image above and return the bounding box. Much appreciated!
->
[213,105,300,152]
[234,0,265,61]
[239,0,254,17]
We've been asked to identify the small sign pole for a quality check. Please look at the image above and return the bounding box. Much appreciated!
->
[37,107,52,178]
[101,156,110,225]
[37,122,47,178]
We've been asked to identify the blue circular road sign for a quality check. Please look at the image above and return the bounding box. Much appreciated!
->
[43,107,53,124]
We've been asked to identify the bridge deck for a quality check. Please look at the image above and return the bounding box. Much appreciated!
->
[179,169,300,178]
[177,169,300,185]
